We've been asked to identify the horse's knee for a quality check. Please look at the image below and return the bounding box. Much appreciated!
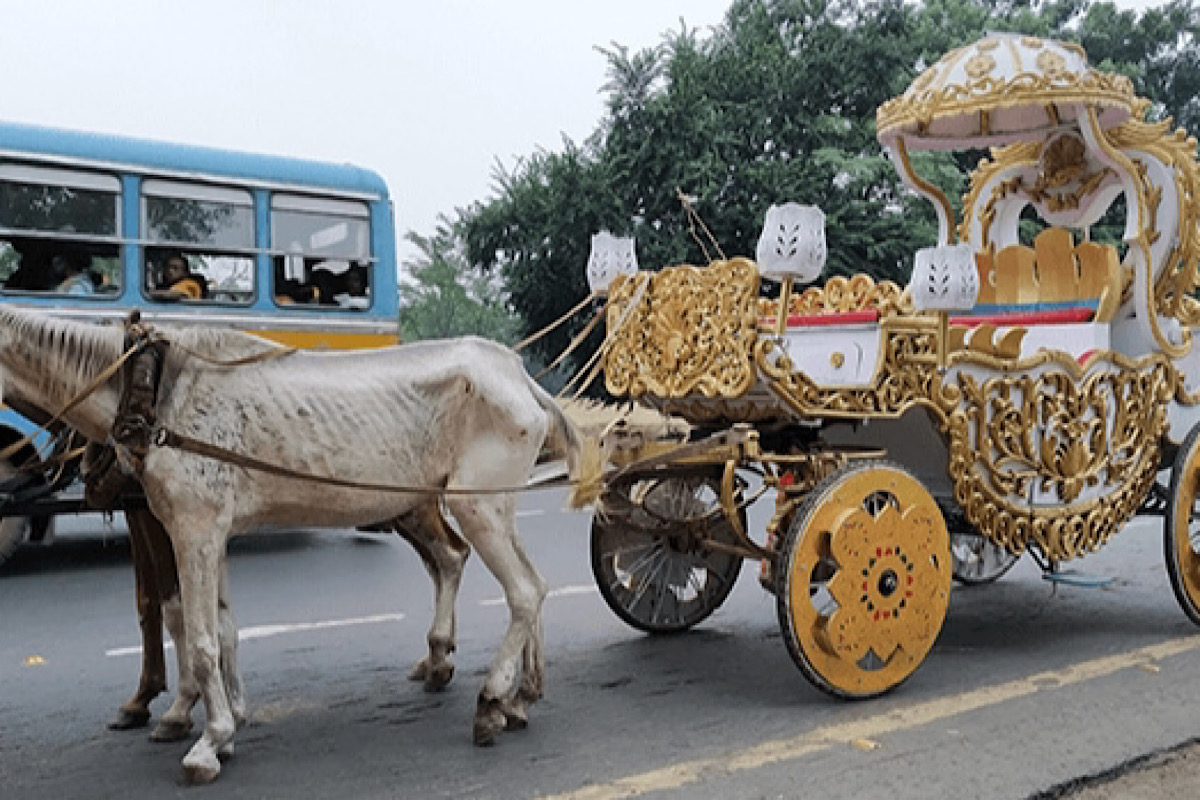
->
[507,582,546,624]
[188,638,221,684]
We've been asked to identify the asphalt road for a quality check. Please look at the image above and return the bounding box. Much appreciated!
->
[2,491,1200,800]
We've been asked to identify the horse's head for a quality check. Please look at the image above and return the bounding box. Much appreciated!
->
[0,307,125,441]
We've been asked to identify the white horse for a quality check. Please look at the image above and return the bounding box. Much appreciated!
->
[0,306,599,783]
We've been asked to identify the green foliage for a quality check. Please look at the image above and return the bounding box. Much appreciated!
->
[399,223,522,344]
[0,242,17,281]
[460,0,1198,369]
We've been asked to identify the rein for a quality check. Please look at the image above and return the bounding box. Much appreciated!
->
[153,427,564,497]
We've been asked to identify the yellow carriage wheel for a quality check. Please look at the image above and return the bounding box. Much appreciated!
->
[776,462,953,699]
[1166,426,1200,624]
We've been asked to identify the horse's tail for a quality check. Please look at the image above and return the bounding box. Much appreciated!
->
[529,380,604,509]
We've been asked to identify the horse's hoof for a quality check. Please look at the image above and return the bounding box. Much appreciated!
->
[407,659,429,683]
[424,663,455,693]
[472,699,506,747]
[108,708,151,731]
[503,706,529,731]
[180,754,221,785]
[151,718,193,742]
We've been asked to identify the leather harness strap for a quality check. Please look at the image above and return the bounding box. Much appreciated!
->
[153,426,556,497]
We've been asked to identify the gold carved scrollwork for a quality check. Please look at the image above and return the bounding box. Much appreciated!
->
[958,142,1041,247]
[757,274,911,320]
[757,318,944,420]
[604,258,760,400]
[1105,121,1200,330]
[878,61,1140,144]
[939,352,1174,561]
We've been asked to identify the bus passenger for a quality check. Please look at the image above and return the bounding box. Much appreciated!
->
[152,252,206,301]
[55,252,95,296]
[333,266,369,310]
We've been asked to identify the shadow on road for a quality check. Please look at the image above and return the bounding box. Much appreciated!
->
[1,527,394,578]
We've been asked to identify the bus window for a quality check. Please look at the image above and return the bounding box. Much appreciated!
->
[0,164,122,296]
[142,180,255,304]
[271,194,372,310]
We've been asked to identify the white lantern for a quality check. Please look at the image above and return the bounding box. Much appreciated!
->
[586,231,638,297]
[911,243,979,312]
[756,203,827,284]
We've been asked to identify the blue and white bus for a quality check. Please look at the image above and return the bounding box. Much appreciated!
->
[0,119,400,566]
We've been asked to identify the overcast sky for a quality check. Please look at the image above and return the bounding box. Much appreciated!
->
[0,0,1164,269]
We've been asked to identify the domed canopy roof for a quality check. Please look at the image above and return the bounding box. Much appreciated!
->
[877,33,1142,151]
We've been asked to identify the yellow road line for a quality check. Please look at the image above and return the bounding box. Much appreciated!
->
[541,635,1200,800]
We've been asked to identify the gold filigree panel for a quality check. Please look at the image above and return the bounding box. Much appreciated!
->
[604,258,760,400]
[940,353,1174,561]
[757,274,911,321]
[757,319,942,420]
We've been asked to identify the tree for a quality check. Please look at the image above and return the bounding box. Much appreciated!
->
[461,0,1199,370]
[398,222,522,344]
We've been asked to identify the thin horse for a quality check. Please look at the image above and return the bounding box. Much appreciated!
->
[0,307,599,783]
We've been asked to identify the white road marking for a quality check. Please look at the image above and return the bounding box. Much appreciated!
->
[516,509,546,518]
[481,584,599,607]
[538,635,1200,800]
[105,612,405,658]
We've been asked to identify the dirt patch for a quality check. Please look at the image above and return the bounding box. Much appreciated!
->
[1032,739,1200,799]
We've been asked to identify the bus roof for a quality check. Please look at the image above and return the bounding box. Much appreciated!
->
[0,118,389,198]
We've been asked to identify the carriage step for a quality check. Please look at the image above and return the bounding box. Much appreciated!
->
[1041,570,1116,589]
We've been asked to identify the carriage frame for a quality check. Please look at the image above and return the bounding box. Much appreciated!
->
[587,32,1200,698]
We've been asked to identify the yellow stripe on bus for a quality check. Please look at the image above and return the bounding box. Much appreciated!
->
[248,329,398,350]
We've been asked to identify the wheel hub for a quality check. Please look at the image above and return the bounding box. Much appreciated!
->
[877,568,899,597]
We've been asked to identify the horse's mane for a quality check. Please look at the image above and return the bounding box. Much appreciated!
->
[161,325,289,363]
[0,307,126,408]
[0,308,289,410]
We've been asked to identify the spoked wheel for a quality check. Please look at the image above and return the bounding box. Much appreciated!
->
[591,473,745,634]
[1165,425,1200,624]
[950,530,1019,585]
[776,462,952,699]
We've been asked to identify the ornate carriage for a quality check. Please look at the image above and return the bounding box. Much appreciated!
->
[587,33,1200,698]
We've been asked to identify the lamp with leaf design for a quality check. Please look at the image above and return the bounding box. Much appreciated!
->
[911,243,979,366]
[586,231,638,298]
[756,203,827,336]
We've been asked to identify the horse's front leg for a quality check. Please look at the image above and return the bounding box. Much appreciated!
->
[173,532,237,784]
[395,502,469,692]
[109,510,166,730]
[151,539,243,745]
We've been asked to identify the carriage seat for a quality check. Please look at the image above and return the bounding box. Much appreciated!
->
[950,228,1122,327]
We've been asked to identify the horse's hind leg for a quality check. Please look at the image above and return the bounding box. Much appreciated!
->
[497,533,546,731]
[394,502,469,692]
[109,510,166,730]
[444,493,547,746]
[151,594,198,742]
[218,560,246,729]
